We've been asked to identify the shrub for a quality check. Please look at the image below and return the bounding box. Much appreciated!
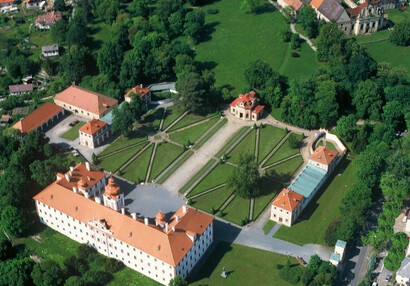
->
[207,8,219,14]
[83,270,113,285]
[217,210,224,217]
[104,257,124,273]
[291,52,300,58]
[280,29,292,42]
[290,34,301,50]
[77,244,96,261]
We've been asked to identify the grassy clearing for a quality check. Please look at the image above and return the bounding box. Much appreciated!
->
[253,178,283,220]
[187,163,235,197]
[216,127,250,158]
[99,143,148,173]
[264,134,302,166]
[168,112,217,132]
[258,125,287,164]
[191,241,302,286]
[88,20,113,56]
[316,140,338,151]
[178,160,216,194]
[122,145,153,183]
[60,122,86,140]
[227,129,256,164]
[222,195,250,225]
[263,220,276,235]
[138,108,164,133]
[162,105,185,130]
[29,30,53,58]
[265,156,303,182]
[168,117,219,146]
[194,117,228,150]
[155,151,194,184]
[270,107,283,121]
[98,133,147,156]
[149,142,184,181]
[274,158,356,245]
[190,186,233,214]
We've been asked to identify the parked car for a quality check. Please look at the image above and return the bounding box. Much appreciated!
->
[69,119,79,127]
[385,274,392,282]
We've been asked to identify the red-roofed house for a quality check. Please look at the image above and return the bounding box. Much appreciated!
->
[0,0,15,8]
[9,83,33,96]
[308,145,338,172]
[35,10,62,30]
[124,84,151,104]
[79,119,111,149]
[230,91,264,121]
[34,163,214,285]
[12,102,65,134]
[54,85,118,120]
[271,188,304,227]
[278,0,303,12]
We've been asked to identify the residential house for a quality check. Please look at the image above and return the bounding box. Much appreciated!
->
[35,10,62,30]
[396,257,410,285]
[124,84,151,105]
[9,83,33,96]
[277,0,303,13]
[79,119,111,149]
[308,146,338,173]
[310,0,354,33]
[12,102,65,134]
[270,188,304,227]
[54,85,118,120]
[0,114,11,124]
[33,163,214,285]
[42,44,59,57]
[230,91,265,121]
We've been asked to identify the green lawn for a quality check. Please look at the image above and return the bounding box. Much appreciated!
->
[265,155,303,183]
[155,151,194,184]
[274,158,357,245]
[98,133,147,156]
[168,117,219,146]
[122,145,154,183]
[222,195,251,225]
[187,163,235,197]
[257,125,287,164]
[138,108,164,133]
[168,112,217,132]
[194,0,320,95]
[190,186,233,214]
[228,129,256,164]
[253,178,283,220]
[99,143,148,173]
[316,140,338,152]
[89,20,113,56]
[162,105,186,130]
[264,134,302,166]
[149,142,184,181]
[179,160,216,194]
[263,220,276,235]
[190,241,302,286]
[194,118,228,150]
[270,107,283,121]
[216,127,250,158]
[60,122,86,140]
[29,30,53,58]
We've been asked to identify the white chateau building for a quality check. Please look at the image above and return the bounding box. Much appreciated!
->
[33,163,214,285]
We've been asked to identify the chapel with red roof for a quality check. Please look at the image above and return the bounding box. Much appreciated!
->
[230,91,264,121]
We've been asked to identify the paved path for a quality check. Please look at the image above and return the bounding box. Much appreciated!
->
[259,132,292,167]
[145,143,158,183]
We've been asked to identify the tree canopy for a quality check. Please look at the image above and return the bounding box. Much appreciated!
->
[227,153,260,199]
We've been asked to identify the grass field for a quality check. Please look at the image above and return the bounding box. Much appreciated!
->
[265,155,303,182]
[29,30,54,58]
[228,129,256,164]
[222,195,250,225]
[122,145,153,183]
[264,134,302,166]
[139,108,164,133]
[216,127,250,158]
[263,220,276,235]
[274,158,357,245]
[168,117,219,146]
[99,143,148,173]
[194,118,227,149]
[187,163,235,197]
[190,186,233,213]
[162,106,185,130]
[155,151,194,184]
[316,140,338,151]
[98,133,147,156]
[179,160,216,194]
[258,125,287,163]
[191,241,302,286]
[60,122,86,140]
[194,0,320,95]
[253,179,283,220]
[168,112,217,132]
[149,142,184,181]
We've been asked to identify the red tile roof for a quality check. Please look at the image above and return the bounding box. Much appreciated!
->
[0,0,14,4]
[56,163,106,191]
[124,85,150,100]
[79,119,106,135]
[230,91,259,109]
[272,188,303,212]
[310,146,338,165]
[103,177,122,200]
[347,1,368,17]
[252,105,265,114]
[310,0,324,9]
[283,0,303,11]
[35,10,62,25]
[55,85,118,117]
[33,183,213,266]
[12,102,63,134]
[9,84,33,93]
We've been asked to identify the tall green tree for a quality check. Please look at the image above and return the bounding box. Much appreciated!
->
[183,9,205,44]
[119,51,143,90]
[227,153,260,199]
[240,0,259,13]
[314,80,339,127]
[316,22,343,64]
[95,0,119,24]
[390,20,410,46]
[244,60,274,89]
[112,103,135,137]
[97,40,124,81]
[175,71,211,114]
[336,115,357,142]
[0,206,26,237]
[53,0,66,11]
[297,7,318,38]
[31,260,66,286]
[60,47,89,84]
[0,256,34,286]
[0,238,14,261]
[353,80,382,120]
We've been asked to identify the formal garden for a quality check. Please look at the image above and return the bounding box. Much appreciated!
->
[181,124,305,226]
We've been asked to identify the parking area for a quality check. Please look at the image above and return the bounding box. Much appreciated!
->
[45,113,117,162]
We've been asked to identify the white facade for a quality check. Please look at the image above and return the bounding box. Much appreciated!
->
[270,204,302,227]
[79,124,111,149]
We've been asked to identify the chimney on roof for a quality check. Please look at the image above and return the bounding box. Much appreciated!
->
[95,196,101,204]
[165,223,168,233]
[72,187,78,193]
[65,173,70,182]
[121,208,125,215]
[84,192,90,199]
[131,213,137,220]
[85,162,91,171]
[144,217,149,226]
[70,166,74,172]
[176,215,180,222]
[182,205,187,214]
[172,226,175,232]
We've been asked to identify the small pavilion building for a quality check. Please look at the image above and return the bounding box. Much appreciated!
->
[230,91,264,121]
